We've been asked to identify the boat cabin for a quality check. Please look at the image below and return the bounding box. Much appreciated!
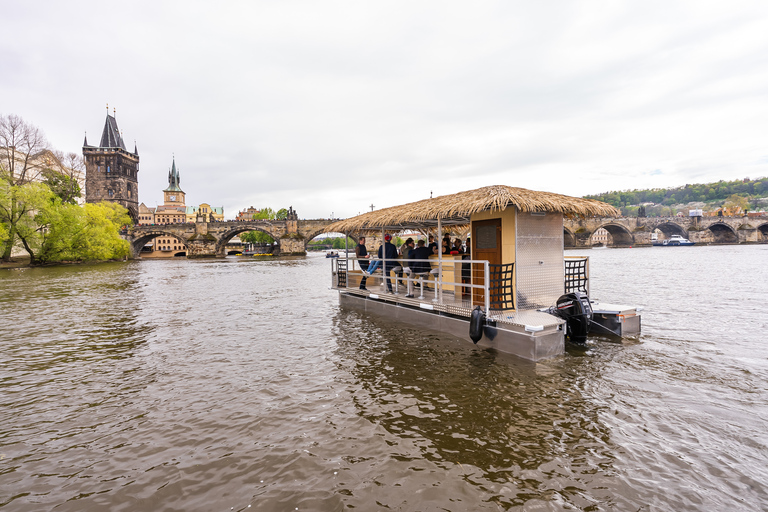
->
[326,185,640,361]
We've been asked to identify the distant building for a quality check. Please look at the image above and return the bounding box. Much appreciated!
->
[236,206,261,221]
[186,203,224,222]
[83,113,140,222]
[591,227,610,246]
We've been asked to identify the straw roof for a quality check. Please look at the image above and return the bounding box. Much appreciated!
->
[327,185,620,232]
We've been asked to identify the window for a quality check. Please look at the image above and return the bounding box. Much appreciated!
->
[108,189,114,197]
[107,166,111,173]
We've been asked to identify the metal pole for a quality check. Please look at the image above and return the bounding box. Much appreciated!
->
[484,260,490,314]
[381,227,385,290]
[345,231,349,289]
[437,218,442,303]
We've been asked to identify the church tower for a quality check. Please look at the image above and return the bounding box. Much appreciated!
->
[83,111,140,222]
[163,158,185,205]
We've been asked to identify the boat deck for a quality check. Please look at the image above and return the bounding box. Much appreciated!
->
[342,275,562,331]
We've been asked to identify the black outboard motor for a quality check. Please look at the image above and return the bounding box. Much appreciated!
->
[550,292,593,343]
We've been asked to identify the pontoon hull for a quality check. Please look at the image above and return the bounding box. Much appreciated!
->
[339,292,565,361]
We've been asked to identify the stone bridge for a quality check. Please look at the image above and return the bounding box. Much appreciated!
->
[124,217,340,258]
[565,215,768,247]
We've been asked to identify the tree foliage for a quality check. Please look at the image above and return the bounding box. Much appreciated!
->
[240,206,287,244]
[585,177,768,213]
[0,114,49,260]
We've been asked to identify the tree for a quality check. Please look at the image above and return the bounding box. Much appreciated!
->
[0,114,50,261]
[241,207,286,244]
[723,194,749,214]
[42,151,83,204]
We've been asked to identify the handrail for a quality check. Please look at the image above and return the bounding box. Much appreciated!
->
[333,256,491,311]
[333,255,591,316]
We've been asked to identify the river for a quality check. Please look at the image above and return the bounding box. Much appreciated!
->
[1,245,767,511]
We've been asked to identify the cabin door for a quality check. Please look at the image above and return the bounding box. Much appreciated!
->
[471,218,502,306]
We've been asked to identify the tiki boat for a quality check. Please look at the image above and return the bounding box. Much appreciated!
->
[326,185,641,361]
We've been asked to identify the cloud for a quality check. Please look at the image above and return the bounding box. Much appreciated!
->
[2,0,768,219]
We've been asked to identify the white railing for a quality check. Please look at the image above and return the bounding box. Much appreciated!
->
[331,257,491,313]
[332,255,591,315]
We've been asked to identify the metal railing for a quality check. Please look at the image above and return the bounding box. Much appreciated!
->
[332,256,492,314]
[564,256,589,295]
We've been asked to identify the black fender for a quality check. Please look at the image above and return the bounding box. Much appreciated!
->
[469,306,485,343]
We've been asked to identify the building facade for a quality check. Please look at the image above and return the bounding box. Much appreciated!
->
[83,113,140,222]
[236,206,261,221]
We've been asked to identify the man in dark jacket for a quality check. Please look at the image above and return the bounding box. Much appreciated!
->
[378,233,399,293]
[356,236,369,290]
[411,239,432,274]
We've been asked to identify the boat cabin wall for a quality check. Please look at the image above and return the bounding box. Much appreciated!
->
[515,211,565,310]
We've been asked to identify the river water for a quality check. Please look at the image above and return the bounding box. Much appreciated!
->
[1,245,767,511]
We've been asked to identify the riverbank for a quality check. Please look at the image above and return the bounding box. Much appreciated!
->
[0,256,129,269]
[0,256,31,269]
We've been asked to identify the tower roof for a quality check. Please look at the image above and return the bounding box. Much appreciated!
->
[99,114,127,150]
[164,158,183,192]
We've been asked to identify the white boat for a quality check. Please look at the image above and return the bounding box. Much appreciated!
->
[653,234,695,246]
[325,185,642,361]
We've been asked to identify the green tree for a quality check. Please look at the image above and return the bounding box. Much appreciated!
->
[42,152,83,204]
[241,230,273,245]
[13,187,131,264]
[723,194,749,213]
[0,114,49,261]
[241,207,287,244]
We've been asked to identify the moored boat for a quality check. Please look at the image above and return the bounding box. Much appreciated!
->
[652,234,695,246]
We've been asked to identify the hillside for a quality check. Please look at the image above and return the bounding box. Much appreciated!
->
[585,177,768,215]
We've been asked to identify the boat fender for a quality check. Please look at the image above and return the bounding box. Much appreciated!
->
[469,306,485,343]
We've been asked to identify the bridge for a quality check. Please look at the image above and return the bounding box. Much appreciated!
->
[564,215,768,247]
[124,215,339,258]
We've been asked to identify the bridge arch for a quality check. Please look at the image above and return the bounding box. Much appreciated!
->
[305,228,359,249]
[650,221,687,238]
[131,230,191,257]
[707,221,739,244]
[758,222,768,243]
[594,223,634,246]
[216,226,281,256]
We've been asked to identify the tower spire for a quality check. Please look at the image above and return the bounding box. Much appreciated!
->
[164,156,183,192]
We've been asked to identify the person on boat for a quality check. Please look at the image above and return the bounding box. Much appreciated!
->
[410,239,435,293]
[428,235,438,254]
[356,236,370,290]
[374,234,399,293]
[398,238,415,288]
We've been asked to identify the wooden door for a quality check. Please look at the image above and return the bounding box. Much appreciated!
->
[471,218,502,306]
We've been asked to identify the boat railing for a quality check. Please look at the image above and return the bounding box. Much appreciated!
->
[564,256,589,295]
[331,256,494,314]
[331,255,590,317]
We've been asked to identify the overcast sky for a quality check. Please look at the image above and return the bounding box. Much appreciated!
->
[3,0,767,219]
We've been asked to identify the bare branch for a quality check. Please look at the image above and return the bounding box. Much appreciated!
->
[0,114,50,186]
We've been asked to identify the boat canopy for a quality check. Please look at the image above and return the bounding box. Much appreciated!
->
[326,185,620,232]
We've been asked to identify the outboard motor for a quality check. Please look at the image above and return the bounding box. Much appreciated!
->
[550,292,593,343]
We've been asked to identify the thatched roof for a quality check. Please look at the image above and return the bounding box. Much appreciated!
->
[327,185,620,233]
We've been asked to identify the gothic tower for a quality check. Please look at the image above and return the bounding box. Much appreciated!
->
[163,158,185,205]
[83,112,140,222]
